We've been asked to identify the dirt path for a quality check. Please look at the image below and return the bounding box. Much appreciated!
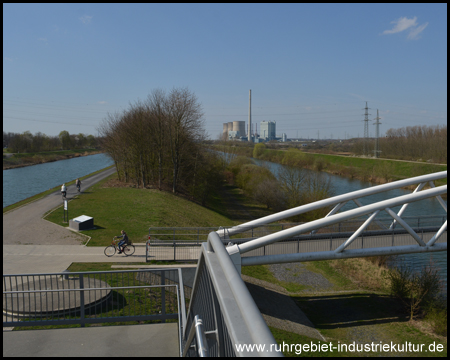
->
[216,185,255,221]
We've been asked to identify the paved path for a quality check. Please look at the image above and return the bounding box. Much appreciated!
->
[4,323,179,357]
[3,167,116,246]
[3,244,149,274]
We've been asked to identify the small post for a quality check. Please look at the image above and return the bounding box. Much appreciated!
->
[161,270,166,322]
[63,199,68,223]
[79,274,85,327]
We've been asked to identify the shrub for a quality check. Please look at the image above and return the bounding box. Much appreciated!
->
[236,164,276,196]
[253,143,266,158]
[227,156,253,183]
[386,260,443,320]
[253,178,286,211]
[426,304,447,336]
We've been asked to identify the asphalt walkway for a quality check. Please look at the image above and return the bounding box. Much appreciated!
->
[4,323,179,357]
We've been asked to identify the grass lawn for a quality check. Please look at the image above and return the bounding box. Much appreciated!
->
[312,153,447,183]
[44,173,238,246]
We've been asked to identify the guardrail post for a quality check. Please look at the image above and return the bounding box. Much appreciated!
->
[79,274,85,327]
[161,270,166,323]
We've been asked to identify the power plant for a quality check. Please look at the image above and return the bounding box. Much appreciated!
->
[220,94,380,151]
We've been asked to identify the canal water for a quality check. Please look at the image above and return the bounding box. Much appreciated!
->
[3,153,114,208]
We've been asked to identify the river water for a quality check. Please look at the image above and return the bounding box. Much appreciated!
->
[3,153,114,208]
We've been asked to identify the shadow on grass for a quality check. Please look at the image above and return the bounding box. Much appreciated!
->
[293,292,408,329]
[85,225,106,230]
[244,281,324,340]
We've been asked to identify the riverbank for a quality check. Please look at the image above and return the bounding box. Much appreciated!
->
[211,144,447,188]
[3,149,103,170]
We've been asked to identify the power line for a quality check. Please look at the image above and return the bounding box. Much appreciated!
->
[3,116,97,127]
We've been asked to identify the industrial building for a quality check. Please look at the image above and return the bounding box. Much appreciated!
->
[260,121,276,141]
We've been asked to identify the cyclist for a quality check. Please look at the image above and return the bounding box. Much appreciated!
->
[61,184,67,198]
[116,230,129,254]
[75,178,81,192]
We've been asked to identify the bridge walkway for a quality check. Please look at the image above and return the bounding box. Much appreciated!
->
[3,323,178,357]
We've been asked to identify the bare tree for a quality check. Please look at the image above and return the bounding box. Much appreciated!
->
[99,88,213,199]
[146,89,169,190]
[166,87,205,193]
[277,165,307,209]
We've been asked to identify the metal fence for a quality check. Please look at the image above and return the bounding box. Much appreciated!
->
[3,269,187,339]
[146,216,447,262]
[148,215,447,243]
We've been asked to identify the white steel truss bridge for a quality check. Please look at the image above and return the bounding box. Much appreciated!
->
[181,171,447,356]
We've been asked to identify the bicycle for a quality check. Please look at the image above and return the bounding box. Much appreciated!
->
[76,184,81,193]
[104,236,135,257]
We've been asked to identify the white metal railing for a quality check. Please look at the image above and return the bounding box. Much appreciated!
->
[219,171,447,240]
[182,232,282,357]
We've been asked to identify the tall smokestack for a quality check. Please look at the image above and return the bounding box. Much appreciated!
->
[248,89,252,142]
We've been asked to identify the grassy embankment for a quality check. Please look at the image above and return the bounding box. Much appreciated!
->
[41,170,446,355]
[43,172,273,246]
[3,148,102,169]
[213,144,447,187]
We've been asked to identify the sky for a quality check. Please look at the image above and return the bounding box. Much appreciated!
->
[3,3,447,140]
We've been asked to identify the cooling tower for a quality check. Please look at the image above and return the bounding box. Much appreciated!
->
[232,121,245,137]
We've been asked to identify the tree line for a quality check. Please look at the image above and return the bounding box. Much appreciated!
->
[3,130,99,153]
[99,88,223,203]
[352,124,447,163]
